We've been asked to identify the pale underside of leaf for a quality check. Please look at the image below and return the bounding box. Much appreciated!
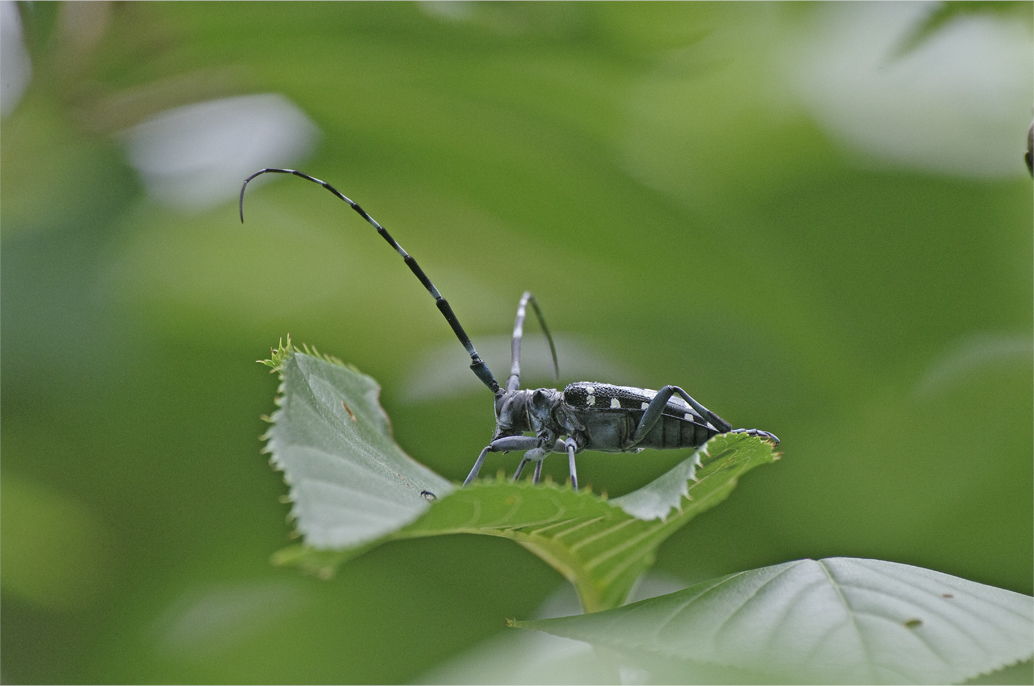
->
[515,557,1034,685]
[265,349,453,549]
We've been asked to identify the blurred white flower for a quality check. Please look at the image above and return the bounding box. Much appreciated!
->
[787,3,1033,178]
[1,1,31,117]
[122,93,319,211]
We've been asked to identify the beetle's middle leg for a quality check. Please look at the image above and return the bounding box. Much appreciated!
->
[512,436,579,486]
[565,437,579,491]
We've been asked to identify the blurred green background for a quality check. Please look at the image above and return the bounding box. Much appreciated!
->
[2,2,1031,683]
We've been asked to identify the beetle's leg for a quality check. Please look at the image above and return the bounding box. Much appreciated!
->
[565,437,579,491]
[511,439,567,484]
[519,439,578,488]
[464,435,541,486]
[513,455,546,482]
[630,385,731,446]
[464,446,493,486]
[513,457,531,481]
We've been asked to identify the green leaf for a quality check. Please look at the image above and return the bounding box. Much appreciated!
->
[264,347,778,611]
[263,340,454,550]
[514,557,1034,685]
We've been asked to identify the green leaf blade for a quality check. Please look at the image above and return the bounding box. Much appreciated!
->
[515,558,1034,684]
[389,480,650,612]
[266,350,453,550]
[263,346,778,611]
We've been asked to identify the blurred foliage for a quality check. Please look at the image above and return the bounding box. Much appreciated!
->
[1,2,1031,683]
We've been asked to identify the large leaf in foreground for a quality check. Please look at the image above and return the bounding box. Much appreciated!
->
[514,557,1034,684]
[263,345,778,610]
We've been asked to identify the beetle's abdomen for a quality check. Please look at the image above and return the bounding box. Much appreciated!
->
[653,414,718,450]
[562,383,717,452]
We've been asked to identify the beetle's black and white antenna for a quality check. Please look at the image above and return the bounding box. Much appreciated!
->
[240,168,518,394]
[242,168,778,492]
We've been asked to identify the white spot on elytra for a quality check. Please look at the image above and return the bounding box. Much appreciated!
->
[684,413,693,421]
[641,402,649,410]
[586,393,595,406]
[611,398,621,409]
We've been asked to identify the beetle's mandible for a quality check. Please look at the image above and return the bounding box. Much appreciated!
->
[240,169,779,491]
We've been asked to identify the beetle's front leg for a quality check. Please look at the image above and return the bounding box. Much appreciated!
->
[463,435,542,486]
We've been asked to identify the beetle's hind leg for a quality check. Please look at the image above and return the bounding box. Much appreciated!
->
[630,385,731,446]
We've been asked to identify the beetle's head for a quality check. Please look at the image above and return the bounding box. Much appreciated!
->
[527,388,562,430]
[494,388,561,436]
[494,389,530,435]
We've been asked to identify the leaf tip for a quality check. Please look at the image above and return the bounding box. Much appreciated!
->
[260,334,295,371]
